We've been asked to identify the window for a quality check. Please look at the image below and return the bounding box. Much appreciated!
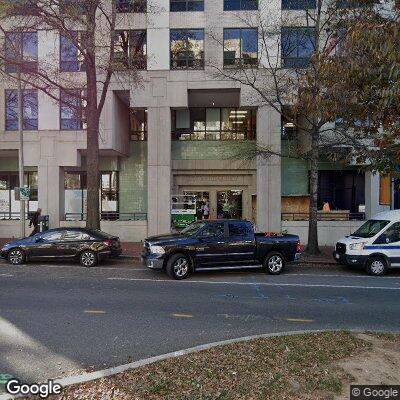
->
[0,172,38,220]
[281,0,315,9]
[130,108,147,140]
[380,175,391,206]
[41,231,63,241]
[170,0,204,11]
[200,222,225,238]
[229,221,253,236]
[170,29,204,70]
[281,27,316,68]
[224,0,258,10]
[5,0,38,15]
[281,106,297,140]
[5,31,38,73]
[5,89,38,131]
[116,0,146,12]
[375,222,400,244]
[60,89,86,130]
[60,32,86,72]
[223,28,258,68]
[59,0,87,14]
[64,172,119,220]
[63,230,91,240]
[172,107,256,140]
[114,30,147,70]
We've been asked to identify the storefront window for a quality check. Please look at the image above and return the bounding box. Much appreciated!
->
[172,107,256,140]
[0,172,38,220]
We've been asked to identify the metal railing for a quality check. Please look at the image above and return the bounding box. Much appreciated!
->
[282,212,365,221]
[0,212,34,220]
[65,212,147,221]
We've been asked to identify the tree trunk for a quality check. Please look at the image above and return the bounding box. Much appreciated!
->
[307,134,320,255]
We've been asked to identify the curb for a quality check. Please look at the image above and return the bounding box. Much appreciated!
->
[0,329,365,400]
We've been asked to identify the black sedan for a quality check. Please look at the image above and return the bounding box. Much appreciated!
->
[0,228,121,267]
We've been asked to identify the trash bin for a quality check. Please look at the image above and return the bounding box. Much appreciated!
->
[39,215,49,232]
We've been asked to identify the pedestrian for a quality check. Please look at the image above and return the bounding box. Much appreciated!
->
[202,201,210,220]
[29,208,41,237]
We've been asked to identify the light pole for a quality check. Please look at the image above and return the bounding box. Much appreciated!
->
[17,70,25,238]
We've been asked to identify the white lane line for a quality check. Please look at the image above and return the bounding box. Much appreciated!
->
[0,274,13,277]
[284,273,400,279]
[107,277,400,291]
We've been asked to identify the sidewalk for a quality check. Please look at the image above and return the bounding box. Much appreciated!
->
[0,238,335,265]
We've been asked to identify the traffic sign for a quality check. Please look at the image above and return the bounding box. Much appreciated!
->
[19,187,30,201]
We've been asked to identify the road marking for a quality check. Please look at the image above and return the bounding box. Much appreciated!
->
[84,310,106,314]
[172,313,194,318]
[107,277,400,291]
[0,274,13,277]
[286,318,314,323]
[285,273,400,279]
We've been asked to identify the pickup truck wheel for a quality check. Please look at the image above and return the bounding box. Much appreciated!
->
[166,253,191,280]
[264,252,285,275]
[366,256,387,276]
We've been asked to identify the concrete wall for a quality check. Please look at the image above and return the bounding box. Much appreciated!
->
[0,221,32,239]
[282,220,364,246]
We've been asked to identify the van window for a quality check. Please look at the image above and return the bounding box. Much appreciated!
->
[352,219,390,238]
[374,222,400,244]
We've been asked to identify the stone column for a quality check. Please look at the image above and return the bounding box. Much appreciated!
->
[147,106,171,235]
[256,106,281,232]
[365,171,389,219]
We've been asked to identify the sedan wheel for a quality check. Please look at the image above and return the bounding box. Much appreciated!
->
[264,252,285,275]
[80,250,97,268]
[8,248,25,265]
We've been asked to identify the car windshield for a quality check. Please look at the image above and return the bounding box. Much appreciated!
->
[352,219,390,238]
[181,222,207,236]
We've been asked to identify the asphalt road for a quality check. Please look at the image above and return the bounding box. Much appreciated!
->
[1,259,400,385]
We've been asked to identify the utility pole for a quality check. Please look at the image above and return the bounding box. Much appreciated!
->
[17,70,25,238]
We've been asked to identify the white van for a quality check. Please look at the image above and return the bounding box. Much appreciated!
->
[333,210,400,276]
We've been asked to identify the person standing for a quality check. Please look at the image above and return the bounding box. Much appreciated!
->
[202,201,210,220]
[29,208,41,237]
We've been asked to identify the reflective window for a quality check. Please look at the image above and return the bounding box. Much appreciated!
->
[281,0,315,9]
[60,32,86,72]
[200,222,225,238]
[229,221,253,236]
[376,222,400,244]
[170,29,204,70]
[5,89,38,131]
[42,231,63,241]
[130,108,147,141]
[223,28,258,68]
[59,0,87,13]
[116,0,146,12]
[281,27,316,68]
[5,31,38,73]
[63,230,87,241]
[170,0,204,11]
[224,0,258,10]
[60,89,86,130]
[172,108,256,140]
[114,30,147,70]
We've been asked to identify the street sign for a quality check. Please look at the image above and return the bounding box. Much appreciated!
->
[19,187,30,201]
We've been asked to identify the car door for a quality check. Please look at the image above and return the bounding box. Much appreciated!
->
[371,222,400,265]
[61,230,90,258]
[29,230,64,259]
[194,222,228,266]
[226,221,256,263]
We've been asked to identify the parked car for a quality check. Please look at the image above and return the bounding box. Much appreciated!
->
[0,228,121,267]
[333,210,400,276]
[142,219,301,279]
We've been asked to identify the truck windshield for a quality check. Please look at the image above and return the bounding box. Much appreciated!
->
[352,220,390,238]
[181,221,207,236]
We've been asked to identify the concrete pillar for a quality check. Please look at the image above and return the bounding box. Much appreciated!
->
[365,171,390,219]
[38,161,62,228]
[147,106,171,235]
[256,106,281,232]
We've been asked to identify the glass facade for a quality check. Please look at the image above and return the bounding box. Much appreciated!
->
[114,30,147,70]
[5,31,38,73]
[170,29,204,70]
[5,89,38,131]
[170,0,204,11]
[116,0,146,12]
[0,172,38,219]
[60,32,86,72]
[224,0,258,10]
[223,28,258,68]
[281,27,316,68]
[60,89,86,130]
[281,0,316,9]
[172,108,256,140]
[130,108,147,141]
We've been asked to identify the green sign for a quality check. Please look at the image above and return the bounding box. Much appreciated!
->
[19,187,30,201]
[0,373,13,385]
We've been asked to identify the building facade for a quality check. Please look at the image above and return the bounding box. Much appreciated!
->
[0,0,391,244]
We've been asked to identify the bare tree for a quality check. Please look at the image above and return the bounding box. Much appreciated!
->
[0,0,143,229]
[209,0,382,254]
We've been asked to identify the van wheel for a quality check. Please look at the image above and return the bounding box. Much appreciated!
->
[166,253,191,280]
[263,252,285,275]
[366,257,388,276]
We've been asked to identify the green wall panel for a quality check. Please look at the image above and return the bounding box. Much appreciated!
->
[119,142,147,213]
[281,157,309,196]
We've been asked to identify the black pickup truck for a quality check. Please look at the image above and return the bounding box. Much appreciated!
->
[142,219,301,279]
